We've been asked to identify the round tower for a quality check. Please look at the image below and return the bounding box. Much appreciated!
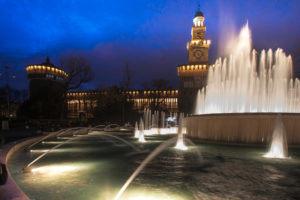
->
[25,57,68,118]
[26,57,68,99]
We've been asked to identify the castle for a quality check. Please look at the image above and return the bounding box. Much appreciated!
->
[25,7,211,119]
[178,7,214,113]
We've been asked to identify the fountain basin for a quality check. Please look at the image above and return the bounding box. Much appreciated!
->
[0,136,43,200]
[4,133,300,200]
[185,113,300,144]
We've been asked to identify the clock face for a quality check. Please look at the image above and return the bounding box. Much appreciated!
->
[193,50,203,58]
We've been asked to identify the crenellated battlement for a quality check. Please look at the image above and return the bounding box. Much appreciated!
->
[177,64,214,73]
[26,65,68,79]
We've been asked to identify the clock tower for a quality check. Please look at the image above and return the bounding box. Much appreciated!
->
[177,6,213,113]
[187,6,210,64]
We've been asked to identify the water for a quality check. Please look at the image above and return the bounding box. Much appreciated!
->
[138,118,146,143]
[114,137,177,200]
[25,128,75,151]
[143,109,151,130]
[195,24,298,114]
[115,134,203,200]
[24,135,88,170]
[137,109,185,136]
[161,111,165,128]
[264,116,288,159]
[8,134,300,200]
[175,114,187,150]
[88,130,141,152]
[151,114,155,128]
[24,129,141,170]
[134,122,139,138]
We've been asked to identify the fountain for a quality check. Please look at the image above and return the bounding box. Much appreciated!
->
[5,19,300,200]
[143,108,148,130]
[23,135,89,172]
[195,23,297,115]
[151,114,155,128]
[175,114,187,150]
[23,126,143,172]
[161,111,165,128]
[113,137,177,200]
[88,129,141,152]
[264,116,288,158]
[134,121,139,138]
[147,109,151,130]
[186,23,300,144]
[114,132,204,200]
[138,118,146,143]
[25,127,86,151]
[138,109,182,135]
[8,124,300,200]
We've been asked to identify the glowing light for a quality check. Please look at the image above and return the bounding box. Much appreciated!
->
[31,165,77,174]
[159,127,178,135]
[140,127,179,136]
[134,130,140,138]
[57,136,73,140]
[264,117,288,159]
[41,141,64,144]
[195,23,296,114]
[30,149,49,153]
[144,128,158,135]
[138,133,146,143]
[263,143,286,159]
[175,140,188,150]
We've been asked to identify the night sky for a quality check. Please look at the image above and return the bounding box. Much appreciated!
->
[0,0,300,91]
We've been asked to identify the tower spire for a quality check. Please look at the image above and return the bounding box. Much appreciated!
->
[188,5,210,64]
[194,4,203,18]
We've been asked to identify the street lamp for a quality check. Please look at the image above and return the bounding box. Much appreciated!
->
[0,66,16,118]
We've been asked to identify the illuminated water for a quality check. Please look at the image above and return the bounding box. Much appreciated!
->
[195,24,298,114]
[264,116,288,159]
[8,133,300,200]
[134,122,139,138]
[175,113,187,150]
[138,118,146,143]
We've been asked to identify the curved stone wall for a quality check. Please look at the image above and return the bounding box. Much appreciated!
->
[185,113,300,144]
[0,137,42,200]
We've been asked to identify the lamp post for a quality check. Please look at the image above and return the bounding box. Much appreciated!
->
[5,66,10,118]
[0,66,15,118]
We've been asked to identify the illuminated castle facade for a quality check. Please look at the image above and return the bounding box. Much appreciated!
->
[178,7,213,113]
[25,7,210,119]
[25,58,178,119]
[66,90,178,119]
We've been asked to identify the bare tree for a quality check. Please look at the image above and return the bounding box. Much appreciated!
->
[60,55,94,118]
[60,55,94,90]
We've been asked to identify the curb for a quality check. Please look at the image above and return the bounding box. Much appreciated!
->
[0,136,42,200]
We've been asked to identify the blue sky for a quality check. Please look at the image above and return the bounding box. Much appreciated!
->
[0,0,300,90]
